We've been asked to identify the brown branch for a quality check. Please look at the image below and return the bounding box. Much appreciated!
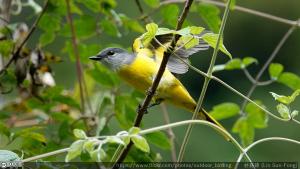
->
[65,0,86,115]
[240,25,297,113]
[112,0,195,166]
[0,0,49,75]
[135,0,152,23]
[135,0,144,14]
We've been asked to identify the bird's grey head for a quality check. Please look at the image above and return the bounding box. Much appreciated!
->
[89,47,135,70]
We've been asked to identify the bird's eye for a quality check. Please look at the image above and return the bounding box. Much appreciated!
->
[107,50,115,55]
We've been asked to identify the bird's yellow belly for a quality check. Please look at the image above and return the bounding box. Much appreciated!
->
[116,55,197,111]
[117,55,172,91]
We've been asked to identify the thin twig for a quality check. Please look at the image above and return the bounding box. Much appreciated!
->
[135,0,152,23]
[242,69,256,84]
[22,148,70,162]
[161,103,177,162]
[22,120,253,164]
[177,0,232,162]
[135,0,144,14]
[243,68,275,86]
[240,25,297,113]
[113,0,195,166]
[235,137,300,168]
[0,0,49,75]
[65,0,86,115]
[161,0,300,28]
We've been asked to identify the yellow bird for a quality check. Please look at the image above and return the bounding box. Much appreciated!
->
[89,34,225,131]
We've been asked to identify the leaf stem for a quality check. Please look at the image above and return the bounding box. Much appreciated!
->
[235,137,300,168]
[177,0,232,162]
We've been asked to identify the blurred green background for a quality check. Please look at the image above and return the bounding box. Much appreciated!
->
[3,0,300,163]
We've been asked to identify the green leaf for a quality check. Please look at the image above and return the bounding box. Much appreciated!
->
[0,40,14,57]
[269,63,284,80]
[176,26,205,36]
[14,126,43,138]
[83,139,97,152]
[276,103,290,119]
[242,57,258,67]
[144,131,171,150]
[77,0,101,12]
[291,110,298,119]
[142,23,158,46]
[160,5,179,27]
[290,89,300,103]
[100,19,121,37]
[131,135,150,153]
[58,121,70,141]
[52,95,80,109]
[22,132,47,143]
[114,94,137,129]
[232,117,255,146]
[209,102,240,120]
[278,72,300,90]
[96,117,107,135]
[190,26,205,34]
[65,140,85,162]
[129,127,141,135]
[245,101,268,128]
[225,58,242,70]
[90,147,106,162]
[270,92,290,104]
[0,122,10,137]
[270,89,300,105]
[198,3,221,33]
[179,35,199,49]
[73,129,87,139]
[122,135,131,145]
[39,14,61,31]
[156,28,174,35]
[87,64,120,87]
[202,33,232,58]
[213,57,257,72]
[144,0,160,8]
[39,31,55,46]
[0,150,20,162]
[75,15,97,38]
[119,14,145,33]
[105,136,125,145]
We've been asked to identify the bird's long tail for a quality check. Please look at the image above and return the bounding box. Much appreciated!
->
[198,108,231,141]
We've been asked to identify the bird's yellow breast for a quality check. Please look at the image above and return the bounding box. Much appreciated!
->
[117,53,196,111]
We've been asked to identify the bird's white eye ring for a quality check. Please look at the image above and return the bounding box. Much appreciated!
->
[107,50,115,55]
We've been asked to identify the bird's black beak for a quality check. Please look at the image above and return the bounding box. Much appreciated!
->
[89,55,102,61]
